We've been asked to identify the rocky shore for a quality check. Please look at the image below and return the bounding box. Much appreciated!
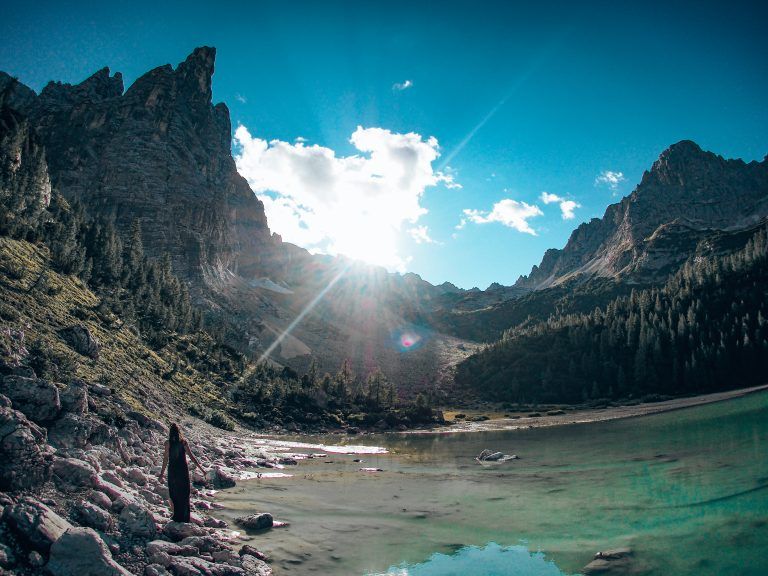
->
[0,368,312,576]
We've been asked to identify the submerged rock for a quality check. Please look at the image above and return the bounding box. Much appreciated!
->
[583,547,634,575]
[47,527,132,576]
[235,513,273,531]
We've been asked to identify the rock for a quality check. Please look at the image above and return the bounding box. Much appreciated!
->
[0,404,54,490]
[0,375,60,422]
[179,535,228,555]
[167,554,246,576]
[145,564,172,576]
[212,549,241,566]
[234,513,273,531]
[29,550,45,567]
[126,411,166,432]
[203,516,227,528]
[2,499,73,552]
[206,467,236,489]
[163,521,206,541]
[60,378,89,415]
[146,540,199,565]
[87,489,113,510]
[119,502,157,539]
[238,545,269,562]
[47,527,132,575]
[240,554,273,576]
[59,325,101,359]
[73,500,114,532]
[0,543,15,568]
[52,457,100,490]
[125,467,148,486]
[48,413,95,449]
[583,548,634,575]
[90,383,112,397]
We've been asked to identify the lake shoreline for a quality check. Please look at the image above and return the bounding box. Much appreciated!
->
[425,383,768,434]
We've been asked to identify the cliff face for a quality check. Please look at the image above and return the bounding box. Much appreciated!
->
[516,141,768,289]
[18,47,272,284]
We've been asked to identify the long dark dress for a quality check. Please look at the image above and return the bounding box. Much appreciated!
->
[168,440,190,522]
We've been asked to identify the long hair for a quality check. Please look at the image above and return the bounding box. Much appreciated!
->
[168,423,183,445]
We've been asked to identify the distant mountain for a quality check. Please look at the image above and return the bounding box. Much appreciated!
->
[515,140,768,289]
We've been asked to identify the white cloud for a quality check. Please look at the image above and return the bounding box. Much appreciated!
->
[539,191,581,220]
[234,125,456,270]
[235,93,247,104]
[595,170,625,191]
[409,225,437,244]
[463,199,543,235]
[454,218,467,230]
[393,79,413,91]
[294,136,307,143]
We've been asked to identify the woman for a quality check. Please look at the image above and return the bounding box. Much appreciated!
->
[158,423,205,522]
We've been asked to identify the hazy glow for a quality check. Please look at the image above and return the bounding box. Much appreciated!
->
[234,125,455,270]
[257,266,348,364]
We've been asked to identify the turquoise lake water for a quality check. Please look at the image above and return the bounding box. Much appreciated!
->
[216,391,768,575]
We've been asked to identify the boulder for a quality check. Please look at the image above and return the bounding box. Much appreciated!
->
[2,499,73,552]
[234,513,273,531]
[52,457,100,490]
[73,500,114,532]
[206,466,236,489]
[241,554,273,576]
[163,521,206,541]
[47,527,132,576]
[0,375,60,422]
[60,379,89,415]
[48,413,95,449]
[583,548,634,575]
[0,404,54,490]
[59,325,101,359]
[119,501,157,539]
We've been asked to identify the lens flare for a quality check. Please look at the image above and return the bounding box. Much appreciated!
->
[393,327,426,352]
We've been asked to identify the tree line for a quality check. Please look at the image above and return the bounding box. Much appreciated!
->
[455,226,768,404]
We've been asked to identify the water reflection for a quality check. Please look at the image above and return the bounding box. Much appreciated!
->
[371,542,574,576]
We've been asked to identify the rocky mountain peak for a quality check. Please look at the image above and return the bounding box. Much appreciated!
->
[515,141,768,290]
[1,47,272,286]
[175,46,216,101]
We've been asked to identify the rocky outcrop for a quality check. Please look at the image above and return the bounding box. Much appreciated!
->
[0,375,60,423]
[0,400,54,490]
[516,141,768,289]
[59,326,101,360]
[19,47,273,285]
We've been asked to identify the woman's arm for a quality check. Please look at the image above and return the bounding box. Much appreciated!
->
[159,441,169,481]
[184,441,205,473]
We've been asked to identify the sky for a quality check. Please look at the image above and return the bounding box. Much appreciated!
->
[1,0,767,289]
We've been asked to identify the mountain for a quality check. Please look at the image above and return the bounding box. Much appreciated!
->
[515,140,768,289]
[3,48,273,284]
[0,49,475,395]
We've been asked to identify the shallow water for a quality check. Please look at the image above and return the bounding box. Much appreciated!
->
[216,391,768,575]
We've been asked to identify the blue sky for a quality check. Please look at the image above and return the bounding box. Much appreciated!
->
[2,0,767,288]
